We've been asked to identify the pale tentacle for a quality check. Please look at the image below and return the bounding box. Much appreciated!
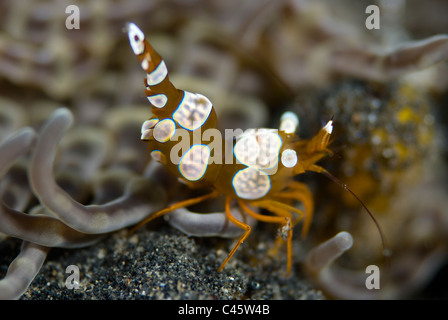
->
[331,35,448,82]
[0,128,34,219]
[0,123,103,247]
[0,127,36,175]
[305,232,354,272]
[0,127,36,243]
[305,231,382,299]
[0,160,32,212]
[0,242,50,300]
[0,204,103,248]
[165,206,257,239]
[29,108,166,234]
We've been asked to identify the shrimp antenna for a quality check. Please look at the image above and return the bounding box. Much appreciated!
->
[311,165,389,258]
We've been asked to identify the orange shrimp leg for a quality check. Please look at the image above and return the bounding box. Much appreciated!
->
[239,200,294,275]
[274,181,314,237]
[217,197,252,272]
[252,200,302,274]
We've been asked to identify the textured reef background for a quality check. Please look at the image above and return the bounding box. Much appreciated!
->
[1,0,448,299]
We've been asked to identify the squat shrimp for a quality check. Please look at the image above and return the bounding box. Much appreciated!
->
[126,23,385,274]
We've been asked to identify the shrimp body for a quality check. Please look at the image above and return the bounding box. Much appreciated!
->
[127,23,334,273]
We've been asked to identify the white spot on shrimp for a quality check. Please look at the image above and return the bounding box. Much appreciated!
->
[147,94,168,108]
[233,130,259,167]
[232,167,271,200]
[141,118,159,140]
[281,149,298,168]
[279,111,299,134]
[178,144,211,181]
[127,23,145,55]
[153,118,176,143]
[233,129,282,171]
[141,59,149,71]
[173,91,213,131]
[147,60,168,86]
